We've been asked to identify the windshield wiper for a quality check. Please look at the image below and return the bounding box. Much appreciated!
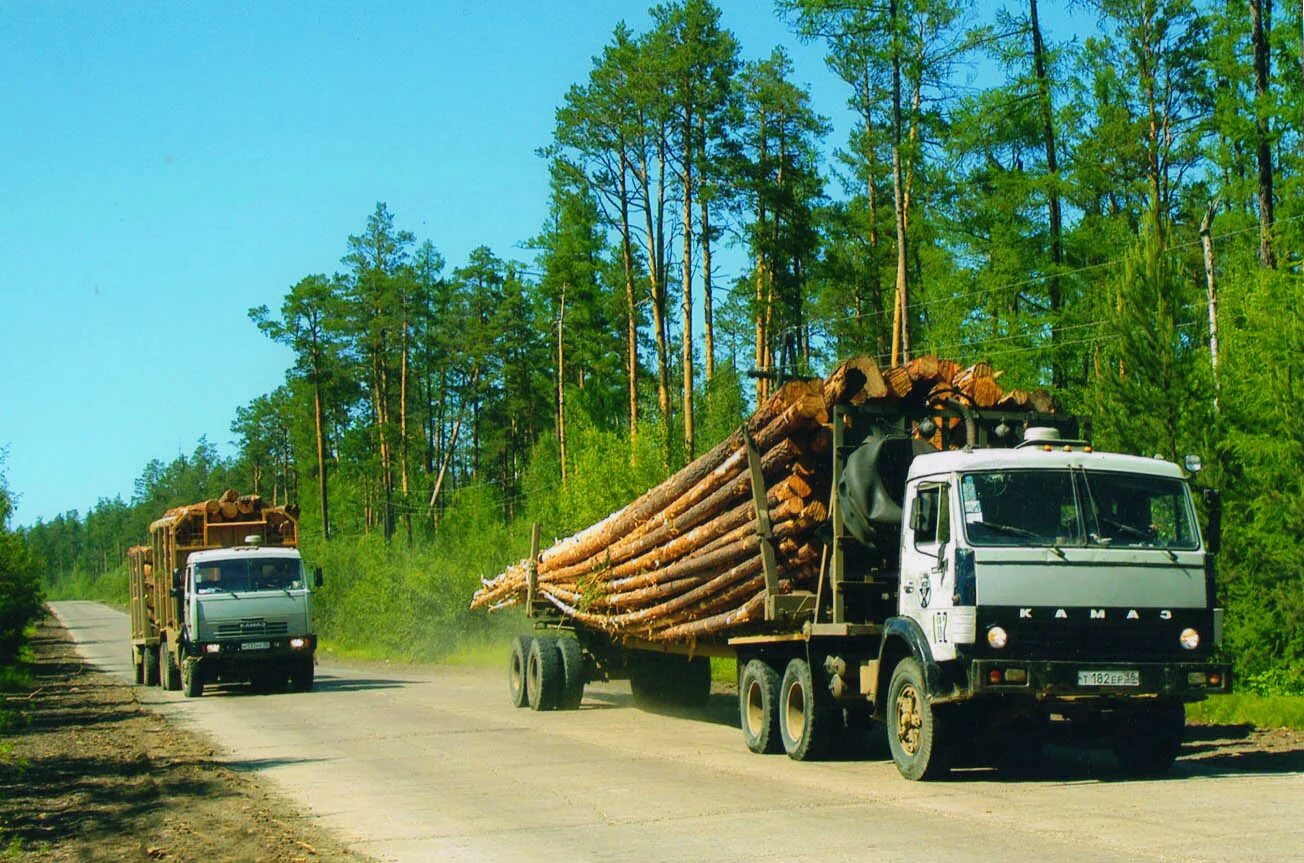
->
[975,520,1068,555]
[973,520,1040,539]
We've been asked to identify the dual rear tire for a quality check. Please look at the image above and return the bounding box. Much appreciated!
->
[509,635,585,711]
[740,656,842,761]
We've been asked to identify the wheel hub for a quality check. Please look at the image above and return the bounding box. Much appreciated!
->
[895,683,923,755]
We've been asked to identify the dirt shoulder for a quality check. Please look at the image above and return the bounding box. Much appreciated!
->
[0,616,372,863]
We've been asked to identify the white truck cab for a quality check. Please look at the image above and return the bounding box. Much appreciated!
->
[180,544,318,696]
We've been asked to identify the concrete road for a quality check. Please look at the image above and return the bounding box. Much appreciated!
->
[52,601,1302,863]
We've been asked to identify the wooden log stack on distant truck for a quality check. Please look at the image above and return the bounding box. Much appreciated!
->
[129,490,323,697]
[472,355,1231,780]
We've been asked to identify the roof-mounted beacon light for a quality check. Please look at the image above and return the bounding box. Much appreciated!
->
[244,534,264,546]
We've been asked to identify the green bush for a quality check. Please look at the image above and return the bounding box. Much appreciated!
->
[0,481,43,665]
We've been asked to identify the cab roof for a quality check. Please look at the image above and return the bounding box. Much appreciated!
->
[188,546,302,565]
[908,446,1189,481]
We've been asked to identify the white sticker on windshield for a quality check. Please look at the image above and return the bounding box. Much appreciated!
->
[961,477,983,521]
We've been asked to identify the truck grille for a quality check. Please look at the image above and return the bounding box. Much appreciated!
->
[214,619,289,639]
[975,607,1209,661]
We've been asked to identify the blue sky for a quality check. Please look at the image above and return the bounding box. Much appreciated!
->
[0,1,1090,526]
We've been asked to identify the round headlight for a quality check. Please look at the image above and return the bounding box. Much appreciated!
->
[1179,627,1200,650]
[987,626,1009,649]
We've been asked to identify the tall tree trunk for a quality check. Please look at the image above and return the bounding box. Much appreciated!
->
[681,107,695,459]
[637,143,671,432]
[400,308,412,546]
[699,116,715,384]
[754,111,770,404]
[1251,0,1277,268]
[1200,202,1220,412]
[312,366,330,540]
[1030,0,1066,388]
[619,152,639,452]
[557,283,568,486]
[889,0,910,366]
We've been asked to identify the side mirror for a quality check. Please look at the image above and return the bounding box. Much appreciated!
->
[313,567,324,588]
[172,568,182,589]
[1203,488,1222,555]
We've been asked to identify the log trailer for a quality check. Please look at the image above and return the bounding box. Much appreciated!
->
[129,490,321,697]
[504,402,1230,780]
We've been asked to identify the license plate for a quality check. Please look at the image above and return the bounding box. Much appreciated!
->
[242,641,271,651]
[1077,669,1140,687]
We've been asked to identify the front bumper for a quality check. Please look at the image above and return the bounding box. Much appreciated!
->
[186,634,317,664]
[969,659,1231,699]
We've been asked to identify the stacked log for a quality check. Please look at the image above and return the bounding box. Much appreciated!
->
[157,490,299,545]
[470,356,1053,644]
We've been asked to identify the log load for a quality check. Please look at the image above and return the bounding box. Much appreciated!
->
[152,490,300,548]
[470,356,1054,644]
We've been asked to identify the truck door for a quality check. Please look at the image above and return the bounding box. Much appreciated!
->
[902,480,959,661]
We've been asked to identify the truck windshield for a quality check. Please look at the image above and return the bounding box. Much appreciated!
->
[960,470,1199,550]
[194,558,304,594]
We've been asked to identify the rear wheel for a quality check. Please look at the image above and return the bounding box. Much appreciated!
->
[1112,701,1185,776]
[778,658,836,761]
[739,659,781,754]
[160,640,181,691]
[527,636,563,711]
[143,645,159,686]
[182,658,203,698]
[133,649,145,685]
[508,636,533,708]
[886,658,951,780]
[555,638,585,710]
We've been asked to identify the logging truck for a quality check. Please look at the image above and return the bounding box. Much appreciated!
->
[497,390,1230,780]
[129,491,321,697]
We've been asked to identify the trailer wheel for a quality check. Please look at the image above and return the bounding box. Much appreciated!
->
[143,645,159,687]
[739,659,781,754]
[160,639,181,691]
[508,636,533,708]
[527,636,563,711]
[779,658,836,761]
[556,637,585,710]
[1112,701,1185,776]
[886,657,951,780]
[182,658,203,698]
[132,649,144,685]
[289,656,315,692]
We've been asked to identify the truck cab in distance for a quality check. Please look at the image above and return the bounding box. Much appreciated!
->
[180,544,319,697]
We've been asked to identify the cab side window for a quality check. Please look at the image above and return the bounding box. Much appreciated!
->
[912,483,951,545]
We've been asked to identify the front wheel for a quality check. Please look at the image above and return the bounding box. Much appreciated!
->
[289,656,315,692]
[1112,701,1185,776]
[886,658,950,781]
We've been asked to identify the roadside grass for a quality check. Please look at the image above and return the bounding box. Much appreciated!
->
[710,657,735,685]
[1188,693,1304,730]
[42,568,127,610]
